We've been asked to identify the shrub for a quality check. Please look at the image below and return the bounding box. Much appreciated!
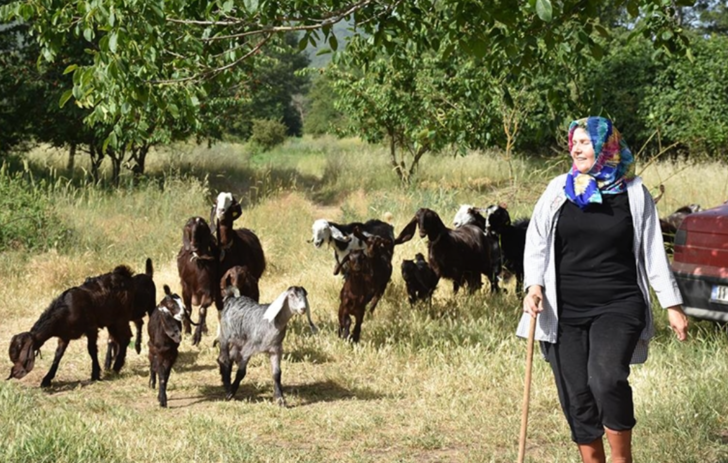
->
[0,165,70,252]
[249,119,288,151]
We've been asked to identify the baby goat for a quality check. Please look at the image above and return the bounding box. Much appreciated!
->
[147,285,186,407]
[401,253,439,305]
[217,286,316,405]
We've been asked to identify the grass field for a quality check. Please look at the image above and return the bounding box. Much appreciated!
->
[2,137,728,462]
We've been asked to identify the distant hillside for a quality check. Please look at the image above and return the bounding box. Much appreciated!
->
[305,20,357,68]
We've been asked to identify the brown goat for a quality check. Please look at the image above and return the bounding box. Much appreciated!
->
[177,216,220,346]
[211,192,266,282]
[395,208,497,294]
[220,265,260,302]
[8,266,141,387]
[334,233,393,342]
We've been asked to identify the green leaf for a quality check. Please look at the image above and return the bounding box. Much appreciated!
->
[535,0,552,22]
[59,90,74,108]
[109,31,118,53]
[329,34,338,52]
[63,64,78,75]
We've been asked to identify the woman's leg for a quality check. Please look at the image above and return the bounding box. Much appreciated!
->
[543,319,606,463]
[588,312,645,463]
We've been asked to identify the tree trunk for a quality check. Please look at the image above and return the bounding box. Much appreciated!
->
[67,143,76,171]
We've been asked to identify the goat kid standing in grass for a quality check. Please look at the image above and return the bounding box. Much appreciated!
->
[217,286,316,405]
[148,285,187,407]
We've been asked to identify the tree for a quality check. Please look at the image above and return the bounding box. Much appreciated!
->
[0,0,695,145]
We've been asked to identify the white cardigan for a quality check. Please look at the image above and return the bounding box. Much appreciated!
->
[515,174,683,364]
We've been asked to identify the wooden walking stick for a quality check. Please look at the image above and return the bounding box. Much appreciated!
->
[517,298,539,463]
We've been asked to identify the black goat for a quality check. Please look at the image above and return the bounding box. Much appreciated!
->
[177,216,221,346]
[395,208,497,294]
[660,204,702,253]
[148,285,186,407]
[104,258,156,369]
[8,266,140,387]
[485,204,529,294]
[401,252,439,305]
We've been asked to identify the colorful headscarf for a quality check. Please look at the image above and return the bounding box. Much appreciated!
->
[564,116,635,209]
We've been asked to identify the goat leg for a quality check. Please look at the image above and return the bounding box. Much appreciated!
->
[217,345,233,397]
[134,319,144,355]
[182,291,193,335]
[158,363,171,407]
[103,340,118,370]
[229,356,250,400]
[149,356,157,389]
[351,309,364,343]
[192,306,209,346]
[270,349,285,407]
[86,331,102,382]
[41,338,69,388]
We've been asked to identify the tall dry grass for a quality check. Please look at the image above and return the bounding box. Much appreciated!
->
[1,137,727,463]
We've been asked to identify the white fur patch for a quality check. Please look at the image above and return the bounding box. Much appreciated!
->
[216,192,234,219]
[311,219,332,248]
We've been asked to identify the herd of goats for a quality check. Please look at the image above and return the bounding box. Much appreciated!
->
[6,190,699,407]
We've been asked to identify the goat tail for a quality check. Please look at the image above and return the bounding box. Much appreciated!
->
[145,258,153,277]
[184,310,200,327]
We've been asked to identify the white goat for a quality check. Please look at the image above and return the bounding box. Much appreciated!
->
[217,286,316,405]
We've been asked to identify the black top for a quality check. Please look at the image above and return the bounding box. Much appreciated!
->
[555,192,645,319]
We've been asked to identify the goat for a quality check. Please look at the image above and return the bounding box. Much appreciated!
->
[147,285,186,407]
[311,218,395,271]
[8,266,140,387]
[334,232,394,342]
[217,286,316,405]
[661,203,703,252]
[453,204,503,286]
[211,192,267,282]
[220,265,260,302]
[104,258,156,370]
[395,208,498,294]
[177,216,221,346]
[484,204,529,294]
[401,252,439,305]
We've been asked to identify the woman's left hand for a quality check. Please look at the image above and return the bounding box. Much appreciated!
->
[667,305,689,341]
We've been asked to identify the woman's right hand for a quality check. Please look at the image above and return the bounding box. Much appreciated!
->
[523,286,544,318]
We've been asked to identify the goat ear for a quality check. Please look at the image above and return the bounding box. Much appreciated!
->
[160,309,182,344]
[394,216,418,245]
[230,200,242,220]
[163,284,172,296]
[329,226,350,242]
[263,289,290,324]
[8,333,35,379]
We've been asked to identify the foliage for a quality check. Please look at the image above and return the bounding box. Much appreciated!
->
[302,72,348,137]
[0,0,694,146]
[0,165,69,252]
[642,33,728,158]
[249,119,288,152]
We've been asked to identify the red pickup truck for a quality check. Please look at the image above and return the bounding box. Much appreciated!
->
[671,202,728,321]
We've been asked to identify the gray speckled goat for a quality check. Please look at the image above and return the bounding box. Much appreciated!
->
[217,286,316,405]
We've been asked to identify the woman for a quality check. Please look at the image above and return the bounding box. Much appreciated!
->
[516,116,688,463]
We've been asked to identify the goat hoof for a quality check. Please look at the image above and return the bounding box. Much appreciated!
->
[225,393,235,401]
[277,398,287,408]
[40,380,51,388]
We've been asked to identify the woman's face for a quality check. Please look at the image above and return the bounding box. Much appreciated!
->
[570,127,596,174]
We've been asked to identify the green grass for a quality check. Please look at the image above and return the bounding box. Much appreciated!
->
[2,137,728,462]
